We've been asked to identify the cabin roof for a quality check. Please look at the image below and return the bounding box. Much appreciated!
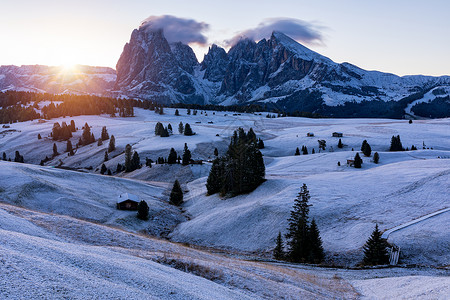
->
[117,193,139,203]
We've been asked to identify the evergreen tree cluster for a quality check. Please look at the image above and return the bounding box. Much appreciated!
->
[361,140,372,157]
[124,144,141,172]
[14,151,24,163]
[79,122,95,146]
[155,122,170,137]
[275,184,324,263]
[302,145,308,155]
[0,91,149,124]
[101,126,109,141]
[389,135,404,151]
[206,128,265,196]
[52,121,75,141]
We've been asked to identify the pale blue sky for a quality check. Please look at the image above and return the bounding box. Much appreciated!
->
[1,0,449,76]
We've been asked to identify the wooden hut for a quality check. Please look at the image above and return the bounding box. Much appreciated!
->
[116,193,139,210]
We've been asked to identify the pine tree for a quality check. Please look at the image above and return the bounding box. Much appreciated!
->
[82,122,91,145]
[361,140,371,157]
[182,143,191,165]
[70,120,76,132]
[137,200,149,220]
[168,148,178,164]
[362,224,390,265]
[2,152,6,161]
[97,138,103,146]
[302,146,308,155]
[390,135,404,151]
[187,108,191,115]
[66,140,73,153]
[145,158,152,168]
[206,158,224,195]
[338,138,343,148]
[53,143,58,157]
[175,109,179,116]
[160,127,169,137]
[354,152,362,168]
[108,135,116,152]
[116,163,123,173]
[178,122,184,134]
[312,148,315,154]
[258,138,265,149]
[167,123,173,135]
[214,148,219,157]
[107,169,112,175]
[155,122,164,136]
[318,140,326,151]
[100,163,107,174]
[295,147,300,156]
[273,232,284,260]
[14,151,24,163]
[38,133,42,140]
[184,123,194,136]
[124,144,132,172]
[131,151,140,171]
[286,184,311,263]
[373,152,379,164]
[308,219,324,263]
[169,180,183,206]
[361,140,368,152]
[104,151,108,162]
[101,126,109,141]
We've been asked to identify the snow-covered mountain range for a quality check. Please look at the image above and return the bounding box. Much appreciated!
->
[114,27,450,116]
[2,27,449,117]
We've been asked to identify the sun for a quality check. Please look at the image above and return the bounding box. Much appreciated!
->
[60,63,78,74]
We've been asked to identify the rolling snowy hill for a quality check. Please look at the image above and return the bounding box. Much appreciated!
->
[1,107,449,298]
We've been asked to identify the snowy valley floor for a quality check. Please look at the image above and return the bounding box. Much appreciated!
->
[0,108,449,298]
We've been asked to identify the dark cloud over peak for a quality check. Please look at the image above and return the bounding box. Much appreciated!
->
[226,18,325,46]
[140,15,209,45]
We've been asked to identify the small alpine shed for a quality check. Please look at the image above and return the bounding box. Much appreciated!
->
[116,193,139,210]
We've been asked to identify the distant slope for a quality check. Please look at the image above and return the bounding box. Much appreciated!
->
[0,161,183,236]
[0,65,116,94]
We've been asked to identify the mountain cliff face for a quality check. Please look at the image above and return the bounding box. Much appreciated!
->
[0,65,116,94]
[114,29,450,116]
[115,28,205,104]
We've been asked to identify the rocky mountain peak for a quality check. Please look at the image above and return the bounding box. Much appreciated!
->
[200,44,228,82]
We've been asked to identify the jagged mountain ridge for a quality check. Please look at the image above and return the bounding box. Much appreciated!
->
[114,28,450,116]
[1,28,448,117]
[0,65,116,95]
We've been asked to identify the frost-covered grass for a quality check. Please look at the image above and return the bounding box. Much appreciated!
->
[0,108,449,298]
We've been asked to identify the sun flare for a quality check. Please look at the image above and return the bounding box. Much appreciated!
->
[59,63,78,74]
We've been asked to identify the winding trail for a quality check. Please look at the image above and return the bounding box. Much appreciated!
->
[382,207,450,239]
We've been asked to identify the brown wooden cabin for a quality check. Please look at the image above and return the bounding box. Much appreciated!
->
[346,159,355,166]
[332,132,343,137]
[307,132,315,137]
[116,193,139,210]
